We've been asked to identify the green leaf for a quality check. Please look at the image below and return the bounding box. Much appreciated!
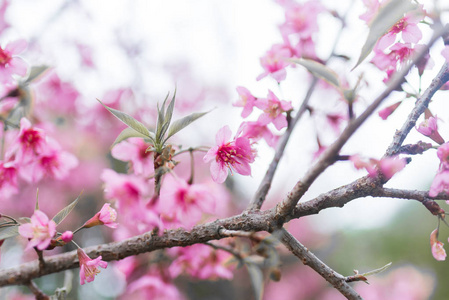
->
[164,111,209,143]
[164,90,177,129]
[290,58,340,88]
[352,0,418,70]
[155,93,169,142]
[0,225,19,240]
[112,127,155,147]
[52,194,81,225]
[24,66,49,84]
[35,188,39,211]
[246,262,264,300]
[97,99,151,138]
[361,262,392,277]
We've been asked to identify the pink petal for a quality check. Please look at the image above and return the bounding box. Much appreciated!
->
[215,126,231,145]
[5,39,27,54]
[210,160,227,183]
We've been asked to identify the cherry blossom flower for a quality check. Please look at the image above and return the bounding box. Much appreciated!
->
[168,244,233,280]
[257,44,294,82]
[18,210,56,251]
[359,0,380,24]
[0,161,18,198]
[203,126,255,183]
[126,273,184,300]
[255,90,292,130]
[378,101,402,120]
[237,121,279,148]
[83,203,118,229]
[111,138,154,176]
[159,176,215,229]
[279,1,324,39]
[429,169,449,197]
[0,40,27,85]
[416,116,445,145]
[233,86,256,118]
[14,118,48,163]
[77,248,108,285]
[430,229,446,261]
[437,142,449,170]
[376,12,423,51]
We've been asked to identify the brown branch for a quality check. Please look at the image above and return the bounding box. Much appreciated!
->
[26,280,49,300]
[275,25,448,220]
[277,228,362,300]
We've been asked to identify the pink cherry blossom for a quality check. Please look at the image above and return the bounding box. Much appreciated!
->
[359,0,380,24]
[233,86,256,118]
[83,203,118,229]
[257,43,294,82]
[430,229,446,261]
[77,248,108,285]
[203,126,255,183]
[14,118,48,163]
[126,273,184,300]
[429,169,449,198]
[376,12,423,51]
[111,138,154,176]
[0,161,18,198]
[437,142,449,170]
[255,90,292,130]
[159,176,215,229]
[18,210,56,251]
[0,40,27,85]
[279,1,324,39]
[168,244,234,280]
[237,121,279,148]
[416,116,445,145]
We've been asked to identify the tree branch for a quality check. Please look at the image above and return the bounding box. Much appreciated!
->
[275,25,448,220]
[276,228,362,300]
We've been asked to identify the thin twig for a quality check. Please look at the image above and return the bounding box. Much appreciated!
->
[276,228,362,300]
[26,280,49,300]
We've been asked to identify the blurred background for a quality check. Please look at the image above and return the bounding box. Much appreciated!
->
[0,0,448,299]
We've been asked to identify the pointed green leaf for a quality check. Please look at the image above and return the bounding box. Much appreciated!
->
[246,262,264,300]
[97,99,151,138]
[164,90,177,129]
[361,262,392,277]
[24,66,49,84]
[112,127,155,147]
[52,194,81,225]
[290,58,340,88]
[156,93,169,142]
[353,0,418,70]
[164,111,209,143]
[0,225,19,240]
[35,188,39,211]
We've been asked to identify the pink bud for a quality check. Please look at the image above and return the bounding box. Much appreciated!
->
[61,231,73,243]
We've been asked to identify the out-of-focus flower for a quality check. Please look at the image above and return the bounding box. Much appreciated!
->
[18,210,56,251]
[168,244,234,280]
[257,44,294,82]
[442,45,449,63]
[125,273,184,300]
[429,169,449,197]
[430,229,446,261]
[416,116,445,145]
[159,176,215,229]
[83,203,118,229]
[203,125,255,183]
[237,121,279,148]
[255,90,292,130]
[234,86,256,118]
[437,142,449,170]
[0,40,27,85]
[0,161,18,198]
[77,248,107,285]
[378,156,407,180]
[111,138,154,176]
[378,101,402,120]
